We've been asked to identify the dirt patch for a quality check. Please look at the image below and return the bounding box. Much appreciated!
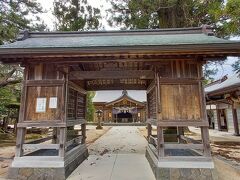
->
[211,142,240,163]
[0,146,15,178]
[0,133,16,148]
[138,126,240,164]
[86,126,111,146]
[138,127,157,140]
[0,126,111,179]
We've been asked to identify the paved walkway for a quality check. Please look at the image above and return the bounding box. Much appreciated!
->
[189,127,240,142]
[68,126,155,180]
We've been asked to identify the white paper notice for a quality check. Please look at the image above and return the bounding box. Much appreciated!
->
[36,98,47,113]
[49,97,58,109]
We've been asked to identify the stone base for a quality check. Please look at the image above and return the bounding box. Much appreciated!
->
[65,146,88,177]
[8,167,66,180]
[146,145,215,180]
[8,145,88,180]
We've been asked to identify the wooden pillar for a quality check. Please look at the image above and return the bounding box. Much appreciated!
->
[81,123,86,144]
[147,123,152,140]
[177,127,184,143]
[201,127,211,157]
[15,127,26,157]
[59,127,66,157]
[232,107,240,136]
[216,109,221,131]
[52,127,59,144]
[157,125,164,158]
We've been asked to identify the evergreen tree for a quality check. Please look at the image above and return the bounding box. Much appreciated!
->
[0,1,46,121]
[0,0,46,87]
[107,0,240,37]
[86,91,96,122]
[0,0,46,45]
[53,0,101,31]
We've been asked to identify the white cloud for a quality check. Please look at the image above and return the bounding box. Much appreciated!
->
[37,0,55,30]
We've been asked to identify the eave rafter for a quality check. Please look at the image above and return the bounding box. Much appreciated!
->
[0,52,229,65]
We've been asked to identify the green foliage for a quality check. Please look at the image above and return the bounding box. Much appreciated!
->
[107,0,240,37]
[86,91,96,122]
[53,0,101,31]
[217,0,240,37]
[0,0,46,45]
[0,1,45,117]
[0,85,20,117]
[0,64,22,117]
[107,0,224,30]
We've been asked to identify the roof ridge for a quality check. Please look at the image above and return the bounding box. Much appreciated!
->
[205,74,228,88]
[16,26,213,41]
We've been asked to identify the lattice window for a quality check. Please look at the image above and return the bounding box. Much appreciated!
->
[147,88,157,119]
[67,88,86,119]
[67,88,76,119]
[76,92,85,119]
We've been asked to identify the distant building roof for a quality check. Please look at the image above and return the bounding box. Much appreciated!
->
[93,90,146,103]
[205,73,240,95]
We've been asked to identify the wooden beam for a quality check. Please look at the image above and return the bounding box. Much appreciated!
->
[70,70,154,80]
[17,122,66,128]
[158,78,201,84]
[158,121,209,127]
[86,84,147,91]
[68,81,87,95]
[25,80,64,86]
[146,118,157,126]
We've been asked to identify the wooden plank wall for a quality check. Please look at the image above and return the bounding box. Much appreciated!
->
[23,64,65,123]
[26,86,63,121]
[157,60,205,125]
[21,63,87,126]
[160,84,201,121]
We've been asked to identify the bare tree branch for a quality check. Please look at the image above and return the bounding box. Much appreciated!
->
[0,78,22,88]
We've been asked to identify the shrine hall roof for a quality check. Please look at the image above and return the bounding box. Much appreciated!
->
[205,73,240,95]
[0,26,239,51]
[93,90,146,103]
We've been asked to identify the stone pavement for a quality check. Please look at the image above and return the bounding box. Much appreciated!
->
[68,126,155,180]
[188,127,240,142]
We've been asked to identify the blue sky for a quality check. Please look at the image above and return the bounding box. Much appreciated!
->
[37,0,239,80]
